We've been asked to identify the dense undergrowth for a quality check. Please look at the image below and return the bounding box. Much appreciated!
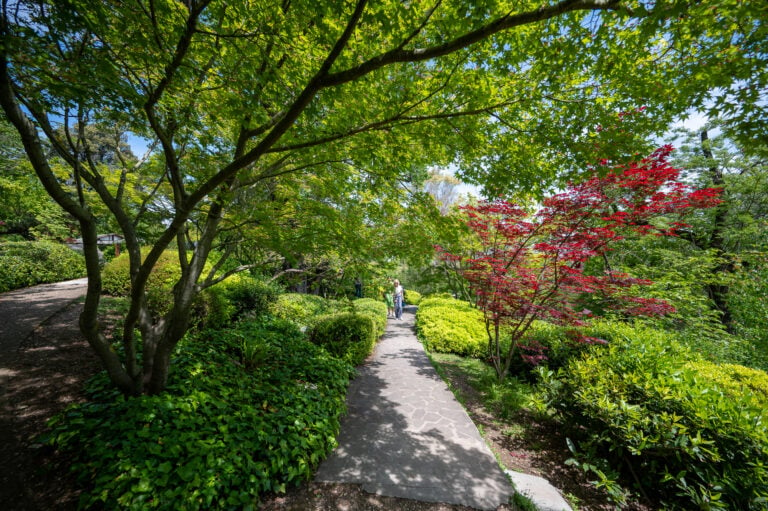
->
[417,295,768,510]
[43,278,387,510]
[0,240,85,292]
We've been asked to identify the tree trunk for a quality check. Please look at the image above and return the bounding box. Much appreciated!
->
[700,129,733,328]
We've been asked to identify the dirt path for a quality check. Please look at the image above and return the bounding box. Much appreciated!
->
[0,280,98,510]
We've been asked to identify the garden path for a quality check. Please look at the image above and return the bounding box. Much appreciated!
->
[0,278,88,352]
[315,306,515,510]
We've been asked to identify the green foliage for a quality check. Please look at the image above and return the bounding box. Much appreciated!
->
[44,317,354,510]
[218,274,282,320]
[308,312,377,366]
[539,321,768,509]
[728,259,768,370]
[416,297,487,358]
[0,241,85,292]
[269,293,341,329]
[430,352,534,420]
[683,361,768,409]
[101,249,224,325]
[403,288,422,305]
[352,298,388,338]
[101,249,180,298]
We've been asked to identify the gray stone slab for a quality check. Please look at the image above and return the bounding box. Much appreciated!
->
[316,309,514,510]
[505,471,573,511]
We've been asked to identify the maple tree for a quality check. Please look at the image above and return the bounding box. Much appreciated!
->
[0,0,762,395]
[437,147,722,381]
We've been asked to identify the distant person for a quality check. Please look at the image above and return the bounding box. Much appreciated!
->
[354,277,362,298]
[384,288,394,318]
[393,279,404,320]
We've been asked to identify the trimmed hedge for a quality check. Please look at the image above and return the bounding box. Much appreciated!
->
[416,296,487,358]
[353,298,388,338]
[44,317,354,510]
[270,293,341,329]
[308,312,377,366]
[101,249,230,328]
[539,321,768,509]
[0,241,85,292]
[404,289,422,305]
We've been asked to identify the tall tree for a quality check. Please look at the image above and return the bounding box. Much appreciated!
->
[0,0,763,394]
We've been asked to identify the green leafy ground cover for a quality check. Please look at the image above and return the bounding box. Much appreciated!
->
[417,296,768,510]
[45,315,354,510]
[41,287,392,510]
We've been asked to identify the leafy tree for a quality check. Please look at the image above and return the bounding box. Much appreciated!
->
[438,148,722,381]
[424,168,462,216]
[1,0,763,394]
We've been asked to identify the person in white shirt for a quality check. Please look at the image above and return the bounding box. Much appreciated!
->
[393,279,404,320]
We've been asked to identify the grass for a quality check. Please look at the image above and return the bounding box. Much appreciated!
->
[428,352,535,419]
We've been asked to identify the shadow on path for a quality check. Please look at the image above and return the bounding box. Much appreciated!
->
[316,309,513,510]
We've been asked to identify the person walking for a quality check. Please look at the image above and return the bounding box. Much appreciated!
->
[393,279,404,320]
[383,288,394,318]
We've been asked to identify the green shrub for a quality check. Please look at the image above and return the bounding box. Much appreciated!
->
[101,248,182,309]
[0,241,85,292]
[416,297,487,358]
[101,249,225,326]
[539,321,768,509]
[269,293,341,329]
[404,289,422,305]
[683,361,768,409]
[308,312,377,366]
[44,317,354,510]
[220,274,281,319]
[353,298,388,337]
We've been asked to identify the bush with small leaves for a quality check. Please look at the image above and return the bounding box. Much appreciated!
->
[353,298,388,337]
[539,321,768,509]
[270,293,341,329]
[404,289,422,305]
[44,316,354,510]
[0,241,85,292]
[308,312,377,366]
[416,297,487,358]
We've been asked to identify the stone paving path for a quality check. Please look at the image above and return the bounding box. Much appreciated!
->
[315,306,514,510]
[0,278,88,351]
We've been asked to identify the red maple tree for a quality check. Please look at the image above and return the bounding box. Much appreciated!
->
[436,146,722,381]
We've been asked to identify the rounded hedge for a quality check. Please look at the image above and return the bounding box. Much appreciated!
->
[308,312,377,366]
[353,298,388,337]
[415,297,487,358]
[100,249,235,328]
[0,241,86,292]
[540,321,768,510]
[403,289,422,306]
[269,293,341,329]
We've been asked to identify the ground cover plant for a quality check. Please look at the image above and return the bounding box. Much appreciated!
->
[0,240,85,292]
[44,316,354,510]
[538,321,768,509]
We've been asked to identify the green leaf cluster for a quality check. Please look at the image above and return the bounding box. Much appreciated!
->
[539,321,768,509]
[352,297,388,338]
[308,312,377,367]
[0,241,85,292]
[269,293,342,330]
[403,289,422,306]
[44,316,354,510]
[416,296,487,358]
